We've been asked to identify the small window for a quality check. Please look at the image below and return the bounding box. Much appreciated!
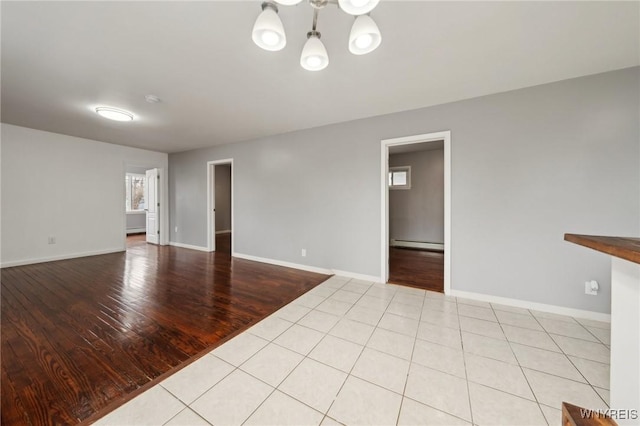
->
[389,166,411,190]
[125,173,146,212]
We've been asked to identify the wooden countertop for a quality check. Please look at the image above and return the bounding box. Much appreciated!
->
[565,234,640,265]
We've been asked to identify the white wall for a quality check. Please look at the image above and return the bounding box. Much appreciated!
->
[1,124,168,266]
[169,67,639,315]
[389,149,444,244]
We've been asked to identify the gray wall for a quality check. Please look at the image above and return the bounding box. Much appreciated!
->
[169,67,639,314]
[215,164,232,231]
[389,149,444,244]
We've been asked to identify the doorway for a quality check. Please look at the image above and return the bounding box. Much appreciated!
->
[381,131,451,294]
[207,159,234,254]
[388,141,444,291]
[123,164,165,249]
[125,168,148,237]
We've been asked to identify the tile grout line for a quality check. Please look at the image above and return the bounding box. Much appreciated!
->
[454,315,610,366]
[98,279,411,425]
[277,278,398,423]
[161,355,237,418]
[124,277,612,426]
[183,278,348,425]
[163,406,212,426]
[322,280,390,422]
[243,284,610,423]
[237,278,361,426]
[402,291,486,425]
[575,315,610,346]
[457,296,477,426]
[539,315,610,407]
[394,286,427,426]
[563,316,610,408]
[547,332,611,365]
[492,302,549,424]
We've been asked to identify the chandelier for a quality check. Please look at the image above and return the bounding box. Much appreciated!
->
[252,0,382,71]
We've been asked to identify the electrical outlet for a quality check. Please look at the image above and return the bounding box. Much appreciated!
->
[48,236,56,244]
[301,248,307,257]
[585,280,599,296]
[175,226,178,233]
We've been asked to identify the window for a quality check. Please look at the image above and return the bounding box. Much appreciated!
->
[125,173,146,211]
[389,166,411,190]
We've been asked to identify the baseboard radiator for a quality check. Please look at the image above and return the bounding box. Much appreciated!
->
[390,238,444,251]
[126,228,146,235]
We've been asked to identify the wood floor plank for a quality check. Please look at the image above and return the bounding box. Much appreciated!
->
[2,365,32,426]
[1,234,329,425]
[388,246,444,292]
[2,282,122,422]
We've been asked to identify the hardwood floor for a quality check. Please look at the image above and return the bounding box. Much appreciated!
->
[1,237,329,425]
[215,232,231,254]
[388,246,444,292]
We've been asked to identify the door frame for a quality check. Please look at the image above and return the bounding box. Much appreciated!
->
[207,159,234,252]
[380,131,451,294]
[122,162,168,249]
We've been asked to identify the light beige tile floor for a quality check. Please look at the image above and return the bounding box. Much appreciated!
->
[95,276,611,426]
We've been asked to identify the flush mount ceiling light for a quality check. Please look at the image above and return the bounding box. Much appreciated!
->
[95,107,134,122]
[145,94,162,104]
[252,0,382,71]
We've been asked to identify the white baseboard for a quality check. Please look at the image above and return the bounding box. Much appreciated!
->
[169,241,210,252]
[215,230,231,235]
[391,239,444,251]
[126,228,146,234]
[331,269,381,283]
[3,244,608,323]
[231,252,382,283]
[1,248,124,268]
[232,252,333,275]
[450,289,611,322]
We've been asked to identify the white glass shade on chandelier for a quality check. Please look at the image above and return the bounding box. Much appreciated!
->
[252,4,287,51]
[300,33,329,71]
[252,0,382,71]
[349,14,381,55]
[338,0,380,16]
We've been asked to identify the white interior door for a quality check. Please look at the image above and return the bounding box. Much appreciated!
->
[145,168,159,244]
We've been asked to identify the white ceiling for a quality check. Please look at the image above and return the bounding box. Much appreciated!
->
[1,1,638,153]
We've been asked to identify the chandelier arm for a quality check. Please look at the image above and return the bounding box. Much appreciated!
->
[312,8,319,32]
